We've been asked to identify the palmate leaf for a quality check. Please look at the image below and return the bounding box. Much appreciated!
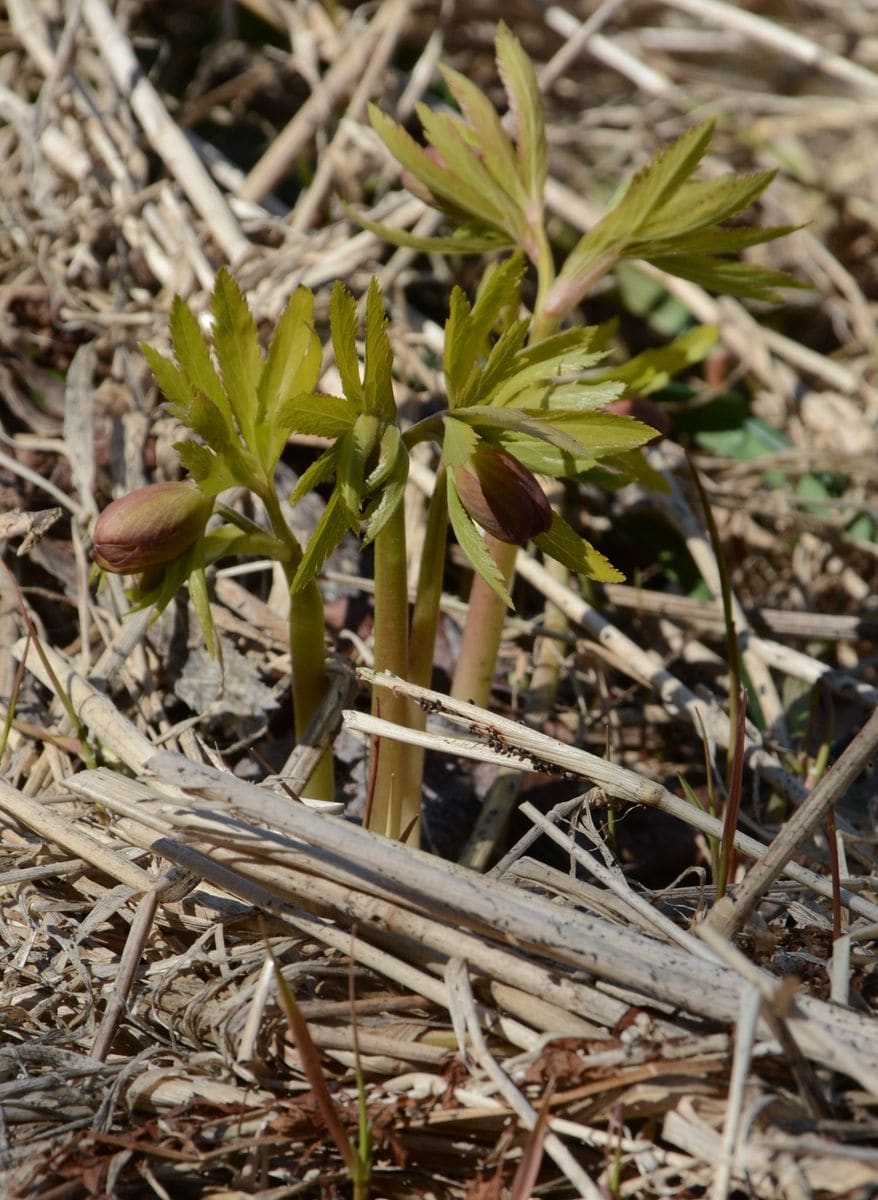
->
[211,268,262,450]
[187,392,256,484]
[544,121,720,317]
[441,414,479,470]
[495,20,546,207]
[534,513,623,583]
[447,473,511,606]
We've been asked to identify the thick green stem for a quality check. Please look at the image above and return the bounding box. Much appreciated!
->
[260,487,334,801]
[401,470,450,809]
[451,537,518,707]
[368,501,414,840]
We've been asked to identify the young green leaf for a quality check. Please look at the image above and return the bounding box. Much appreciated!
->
[211,267,262,451]
[414,104,522,235]
[346,209,511,256]
[174,440,237,497]
[533,512,624,583]
[439,62,527,211]
[256,287,323,468]
[495,20,546,208]
[330,282,364,409]
[141,345,195,423]
[292,490,352,592]
[362,429,409,547]
[446,474,512,606]
[441,413,480,469]
[290,443,340,504]
[646,254,801,301]
[363,279,395,421]
[635,171,777,242]
[590,325,718,394]
[168,294,231,424]
[450,406,591,458]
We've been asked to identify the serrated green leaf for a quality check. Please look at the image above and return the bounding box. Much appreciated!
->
[415,103,520,233]
[495,20,546,206]
[646,254,803,301]
[545,121,717,317]
[363,279,395,421]
[440,62,526,209]
[370,103,476,218]
[188,563,217,658]
[338,413,381,524]
[617,120,716,232]
[533,410,657,455]
[168,295,230,423]
[533,512,623,583]
[585,448,671,492]
[636,171,776,242]
[330,282,364,409]
[141,344,195,422]
[488,345,610,408]
[445,257,525,407]
[210,268,262,449]
[591,325,717,395]
[441,414,479,469]
[461,318,531,408]
[633,224,800,264]
[188,392,255,483]
[256,287,322,468]
[451,406,590,457]
[497,432,594,477]
[290,443,339,504]
[362,430,409,547]
[364,423,407,495]
[174,440,237,497]
[292,490,351,592]
[347,208,512,255]
[275,392,358,439]
[447,474,512,606]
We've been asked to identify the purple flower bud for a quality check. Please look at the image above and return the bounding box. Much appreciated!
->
[455,444,553,544]
[93,481,212,574]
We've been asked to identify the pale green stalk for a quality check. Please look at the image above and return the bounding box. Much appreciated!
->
[260,488,334,801]
[368,500,414,840]
[450,227,558,709]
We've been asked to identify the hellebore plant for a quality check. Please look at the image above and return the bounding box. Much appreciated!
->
[94,23,795,842]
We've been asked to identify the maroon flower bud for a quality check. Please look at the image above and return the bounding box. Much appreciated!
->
[93,481,212,574]
[455,444,553,544]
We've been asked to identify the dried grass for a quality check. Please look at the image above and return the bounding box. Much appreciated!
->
[2,1,878,1197]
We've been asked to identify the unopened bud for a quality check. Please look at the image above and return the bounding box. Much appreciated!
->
[93,481,212,574]
[455,444,552,544]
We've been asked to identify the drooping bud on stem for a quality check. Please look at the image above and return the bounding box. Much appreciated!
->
[93,481,212,574]
[455,443,552,545]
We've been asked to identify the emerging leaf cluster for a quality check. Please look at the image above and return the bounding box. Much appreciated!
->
[142,269,323,499]
[363,28,799,319]
[437,257,658,599]
[362,21,546,260]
